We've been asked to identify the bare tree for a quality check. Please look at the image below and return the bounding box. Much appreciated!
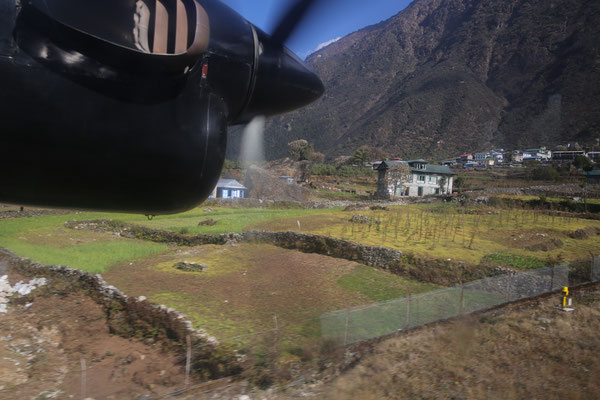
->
[438,176,447,194]
[309,152,325,163]
[386,163,412,197]
[288,139,314,161]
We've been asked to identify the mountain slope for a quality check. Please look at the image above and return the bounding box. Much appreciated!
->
[228,0,600,160]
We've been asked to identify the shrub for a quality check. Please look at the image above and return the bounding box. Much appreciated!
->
[311,163,337,176]
[573,155,593,171]
[337,165,374,177]
[311,164,374,177]
[482,253,546,269]
[223,159,241,170]
[529,166,560,181]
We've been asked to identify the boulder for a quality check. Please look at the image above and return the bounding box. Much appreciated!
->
[174,262,207,272]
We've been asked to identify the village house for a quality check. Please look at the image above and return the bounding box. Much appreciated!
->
[473,150,503,167]
[490,150,504,162]
[474,152,490,161]
[551,150,586,163]
[374,159,456,197]
[456,154,473,164]
[210,179,247,199]
[522,151,542,162]
[525,147,552,161]
[512,151,524,163]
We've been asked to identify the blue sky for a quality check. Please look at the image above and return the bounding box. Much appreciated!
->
[220,0,413,58]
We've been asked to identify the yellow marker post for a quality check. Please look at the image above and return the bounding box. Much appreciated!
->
[560,286,574,311]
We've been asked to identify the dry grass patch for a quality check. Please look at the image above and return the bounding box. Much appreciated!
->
[315,287,600,400]
[102,244,439,353]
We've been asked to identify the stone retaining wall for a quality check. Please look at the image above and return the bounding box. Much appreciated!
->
[66,220,503,286]
[65,219,242,246]
[0,247,240,378]
[243,230,404,270]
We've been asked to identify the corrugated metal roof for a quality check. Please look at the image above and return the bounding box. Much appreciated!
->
[375,160,456,175]
[412,165,457,175]
[217,179,247,189]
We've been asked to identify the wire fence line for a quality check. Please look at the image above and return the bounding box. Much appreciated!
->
[143,255,600,399]
[321,256,600,345]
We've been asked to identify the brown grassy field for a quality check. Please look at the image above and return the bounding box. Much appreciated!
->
[101,243,438,356]
[311,286,600,400]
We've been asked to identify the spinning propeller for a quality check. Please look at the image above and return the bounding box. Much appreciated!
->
[0,0,324,214]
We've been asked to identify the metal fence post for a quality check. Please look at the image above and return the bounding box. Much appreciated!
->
[406,292,411,329]
[459,284,464,315]
[80,358,87,400]
[343,309,349,346]
[185,335,192,387]
[273,315,279,355]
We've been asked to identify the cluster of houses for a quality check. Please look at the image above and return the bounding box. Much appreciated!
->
[209,144,600,200]
[444,146,600,168]
[372,144,600,198]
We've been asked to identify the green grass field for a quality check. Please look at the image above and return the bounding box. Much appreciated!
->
[0,212,167,273]
[0,207,438,355]
[133,206,340,234]
[2,202,599,359]
[0,207,337,272]
[248,203,600,266]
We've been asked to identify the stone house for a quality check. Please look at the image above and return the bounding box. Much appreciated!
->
[374,160,457,197]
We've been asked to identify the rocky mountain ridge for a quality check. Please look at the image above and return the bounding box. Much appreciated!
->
[228,0,600,160]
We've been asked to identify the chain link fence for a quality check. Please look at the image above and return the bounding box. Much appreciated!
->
[321,256,600,345]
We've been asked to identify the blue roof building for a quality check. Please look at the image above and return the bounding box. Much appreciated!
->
[211,179,247,199]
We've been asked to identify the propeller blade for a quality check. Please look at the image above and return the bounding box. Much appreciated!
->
[240,115,266,166]
[271,0,321,45]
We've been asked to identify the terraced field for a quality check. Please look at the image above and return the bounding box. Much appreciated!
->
[2,202,600,359]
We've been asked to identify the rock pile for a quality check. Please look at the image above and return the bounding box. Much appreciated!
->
[569,227,600,239]
[0,275,47,313]
[197,218,217,226]
[174,261,207,272]
[349,215,371,224]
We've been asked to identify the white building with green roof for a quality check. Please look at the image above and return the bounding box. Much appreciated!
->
[373,159,457,197]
